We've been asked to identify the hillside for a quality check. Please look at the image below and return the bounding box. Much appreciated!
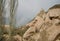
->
[0,4,60,41]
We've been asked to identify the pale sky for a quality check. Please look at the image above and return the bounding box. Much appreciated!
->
[16,0,60,26]
[5,0,60,27]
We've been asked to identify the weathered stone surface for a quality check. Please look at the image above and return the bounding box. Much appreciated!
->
[23,11,45,41]
[23,4,60,41]
[13,35,22,41]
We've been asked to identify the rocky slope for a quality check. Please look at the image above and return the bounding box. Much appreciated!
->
[23,4,60,41]
[0,4,60,41]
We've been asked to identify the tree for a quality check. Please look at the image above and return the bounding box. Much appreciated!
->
[10,0,18,28]
[0,0,6,35]
[9,0,18,35]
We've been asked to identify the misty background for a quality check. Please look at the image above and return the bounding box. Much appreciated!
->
[6,0,60,27]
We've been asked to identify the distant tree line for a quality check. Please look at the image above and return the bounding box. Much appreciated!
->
[0,0,18,36]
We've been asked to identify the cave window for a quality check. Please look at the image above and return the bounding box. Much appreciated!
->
[49,16,59,20]
[49,17,53,20]
[35,19,37,21]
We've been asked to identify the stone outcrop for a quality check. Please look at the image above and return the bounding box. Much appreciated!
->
[13,35,22,41]
[23,10,46,41]
[23,4,60,41]
[2,4,60,41]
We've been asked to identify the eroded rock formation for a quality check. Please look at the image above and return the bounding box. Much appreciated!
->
[0,4,60,41]
[23,4,60,41]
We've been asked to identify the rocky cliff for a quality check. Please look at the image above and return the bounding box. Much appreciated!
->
[23,4,60,41]
[0,4,60,41]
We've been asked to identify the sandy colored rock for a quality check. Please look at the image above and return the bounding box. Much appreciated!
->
[13,35,22,41]
[23,4,60,41]
[23,12,45,41]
